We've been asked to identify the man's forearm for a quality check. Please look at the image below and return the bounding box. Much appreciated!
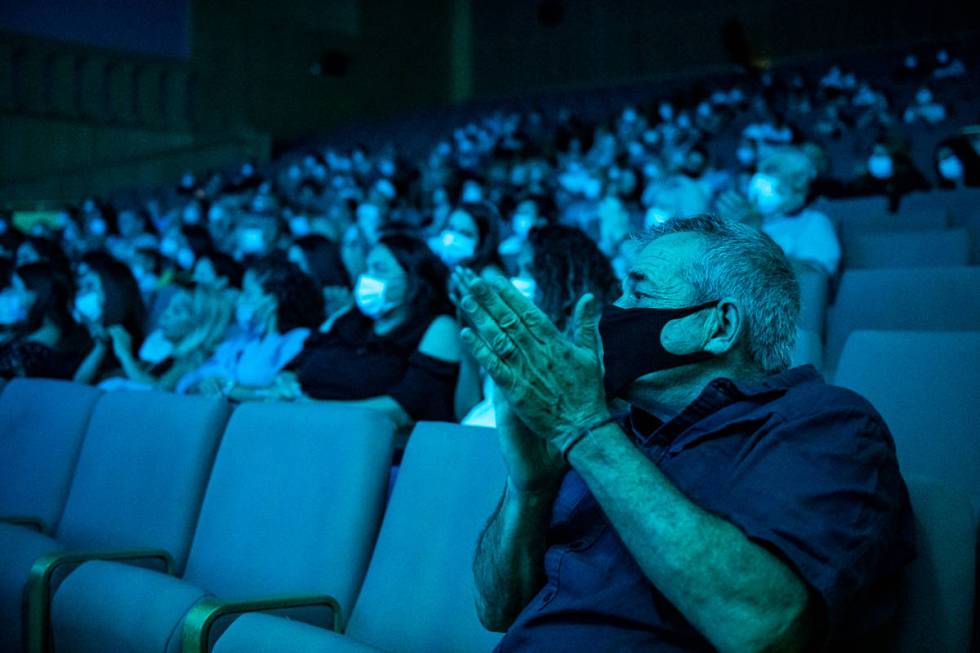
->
[568,423,812,653]
[472,480,557,632]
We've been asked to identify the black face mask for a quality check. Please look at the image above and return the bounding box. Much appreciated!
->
[599,300,720,399]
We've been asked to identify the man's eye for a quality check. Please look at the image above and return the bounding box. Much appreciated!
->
[632,290,649,301]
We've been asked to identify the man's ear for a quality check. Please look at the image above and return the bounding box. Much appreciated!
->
[703,298,742,355]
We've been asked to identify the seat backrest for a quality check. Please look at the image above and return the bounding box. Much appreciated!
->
[790,328,823,372]
[825,267,980,372]
[894,476,976,653]
[0,379,102,532]
[182,402,394,627]
[55,390,230,571]
[795,266,829,334]
[833,331,980,512]
[345,422,505,653]
[844,228,971,270]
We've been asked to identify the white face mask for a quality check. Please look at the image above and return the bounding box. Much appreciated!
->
[75,291,103,323]
[89,218,107,236]
[512,213,535,239]
[510,277,537,302]
[138,329,175,364]
[238,228,266,255]
[183,206,201,225]
[736,145,756,166]
[176,247,196,270]
[868,154,895,179]
[161,237,179,257]
[354,274,393,319]
[938,156,964,181]
[0,291,27,325]
[644,207,672,229]
[289,216,311,237]
[433,230,478,265]
[747,173,786,216]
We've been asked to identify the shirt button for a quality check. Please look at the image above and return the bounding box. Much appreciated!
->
[541,589,556,604]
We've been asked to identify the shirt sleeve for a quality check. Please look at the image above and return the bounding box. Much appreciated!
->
[387,350,459,422]
[706,404,915,641]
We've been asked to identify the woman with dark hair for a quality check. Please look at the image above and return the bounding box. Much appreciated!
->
[462,224,620,427]
[286,232,461,427]
[0,262,91,379]
[72,252,147,384]
[180,257,324,398]
[192,249,244,289]
[934,136,980,189]
[429,201,505,278]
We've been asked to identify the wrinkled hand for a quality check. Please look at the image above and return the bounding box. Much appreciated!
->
[453,268,609,453]
[106,325,132,359]
[716,190,761,228]
[492,384,566,493]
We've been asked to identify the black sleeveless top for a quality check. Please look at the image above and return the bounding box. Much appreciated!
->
[294,309,459,422]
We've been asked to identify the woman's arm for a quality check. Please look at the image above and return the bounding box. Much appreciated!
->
[73,340,108,384]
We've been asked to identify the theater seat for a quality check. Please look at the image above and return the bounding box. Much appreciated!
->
[833,330,980,512]
[844,228,971,269]
[208,422,506,653]
[894,476,976,653]
[790,328,823,372]
[0,379,101,533]
[794,266,829,335]
[51,402,394,653]
[824,267,980,374]
[0,390,230,653]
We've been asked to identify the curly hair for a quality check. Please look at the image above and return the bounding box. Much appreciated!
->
[250,258,325,333]
[526,224,620,332]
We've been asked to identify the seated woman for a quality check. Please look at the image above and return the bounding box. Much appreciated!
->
[428,201,506,278]
[0,262,90,379]
[72,252,147,384]
[287,232,461,428]
[104,284,233,392]
[178,257,324,398]
[462,224,620,427]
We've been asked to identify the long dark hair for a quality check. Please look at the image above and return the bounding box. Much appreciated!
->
[527,224,620,332]
[455,201,505,273]
[250,257,325,333]
[378,232,454,324]
[15,262,76,344]
[81,251,146,343]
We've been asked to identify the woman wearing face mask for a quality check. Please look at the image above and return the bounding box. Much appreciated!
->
[846,137,930,212]
[103,285,233,392]
[933,136,980,189]
[289,233,460,428]
[0,262,91,379]
[72,252,147,385]
[462,225,620,427]
[430,201,505,279]
[179,257,324,398]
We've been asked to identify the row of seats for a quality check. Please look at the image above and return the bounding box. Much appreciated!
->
[2,325,978,651]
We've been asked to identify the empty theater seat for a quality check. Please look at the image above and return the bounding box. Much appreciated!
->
[51,402,394,653]
[0,379,101,533]
[833,330,980,513]
[844,228,971,269]
[208,421,506,653]
[0,390,230,653]
[894,476,976,653]
[824,267,980,374]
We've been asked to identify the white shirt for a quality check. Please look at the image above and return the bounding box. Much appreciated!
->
[762,208,841,276]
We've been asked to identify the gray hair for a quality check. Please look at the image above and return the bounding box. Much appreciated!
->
[636,214,800,374]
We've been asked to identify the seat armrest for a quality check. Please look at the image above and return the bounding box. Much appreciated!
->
[181,594,343,653]
[26,548,176,653]
[0,516,47,532]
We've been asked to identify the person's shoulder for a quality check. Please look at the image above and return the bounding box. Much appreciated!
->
[773,373,892,447]
[418,315,461,363]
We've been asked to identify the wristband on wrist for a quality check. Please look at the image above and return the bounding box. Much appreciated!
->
[560,414,620,464]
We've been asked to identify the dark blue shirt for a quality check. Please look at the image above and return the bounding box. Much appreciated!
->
[495,365,915,652]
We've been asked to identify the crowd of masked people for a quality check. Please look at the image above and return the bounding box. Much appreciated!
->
[0,46,977,429]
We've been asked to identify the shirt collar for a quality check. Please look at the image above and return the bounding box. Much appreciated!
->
[629,365,823,447]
